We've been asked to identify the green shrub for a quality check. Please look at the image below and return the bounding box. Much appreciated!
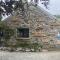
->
[0,21,14,47]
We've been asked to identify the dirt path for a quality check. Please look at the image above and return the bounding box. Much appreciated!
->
[0,51,60,60]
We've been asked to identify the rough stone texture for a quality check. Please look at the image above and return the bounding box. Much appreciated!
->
[4,4,60,48]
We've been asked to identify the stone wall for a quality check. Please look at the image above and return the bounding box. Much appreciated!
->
[4,5,60,48]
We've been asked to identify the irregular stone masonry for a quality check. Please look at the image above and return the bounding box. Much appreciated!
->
[4,4,60,48]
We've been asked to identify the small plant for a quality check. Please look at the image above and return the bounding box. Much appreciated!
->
[29,42,43,52]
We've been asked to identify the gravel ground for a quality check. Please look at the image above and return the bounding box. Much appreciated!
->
[0,51,60,60]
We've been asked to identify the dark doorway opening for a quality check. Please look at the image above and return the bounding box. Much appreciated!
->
[17,28,29,38]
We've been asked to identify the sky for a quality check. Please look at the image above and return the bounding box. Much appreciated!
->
[39,0,60,15]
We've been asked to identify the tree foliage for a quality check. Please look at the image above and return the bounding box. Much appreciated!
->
[0,0,50,20]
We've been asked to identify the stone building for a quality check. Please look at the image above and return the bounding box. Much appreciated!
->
[4,4,60,48]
